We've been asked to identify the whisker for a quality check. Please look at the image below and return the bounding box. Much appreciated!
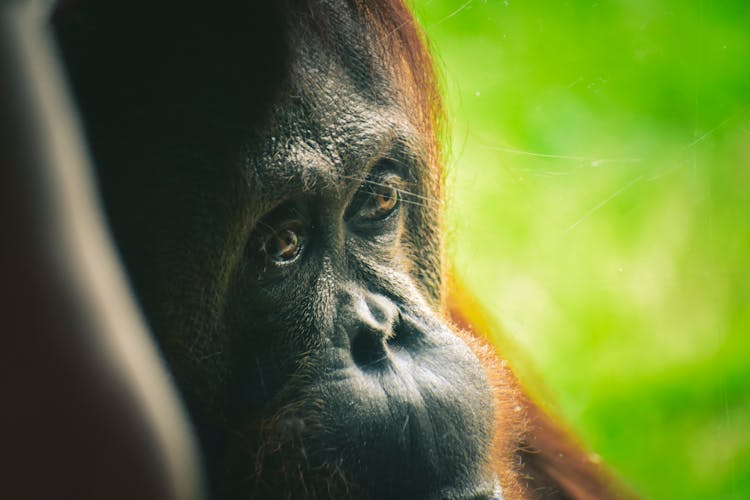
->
[340,174,443,206]
[363,188,442,210]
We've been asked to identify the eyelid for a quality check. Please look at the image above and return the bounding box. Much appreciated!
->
[253,200,307,233]
[367,172,404,191]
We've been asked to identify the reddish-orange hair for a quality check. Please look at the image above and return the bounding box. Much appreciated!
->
[353,1,633,497]
[448,275,633,499]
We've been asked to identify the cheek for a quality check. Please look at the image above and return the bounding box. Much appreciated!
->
[347,216,403,255]
[346,230,410,283]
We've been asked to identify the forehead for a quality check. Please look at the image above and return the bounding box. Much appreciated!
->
[243,5,420,207]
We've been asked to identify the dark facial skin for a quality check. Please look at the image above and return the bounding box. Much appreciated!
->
[55,1,496,498]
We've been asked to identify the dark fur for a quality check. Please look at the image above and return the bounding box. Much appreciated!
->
[54,1,627,498]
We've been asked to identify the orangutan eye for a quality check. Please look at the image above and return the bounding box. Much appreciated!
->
[373,186,399,214]
[262,221,305,264]
[359,176,402,221]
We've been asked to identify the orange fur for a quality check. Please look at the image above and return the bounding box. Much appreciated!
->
[447,276,635,499]
[358,1,634,495]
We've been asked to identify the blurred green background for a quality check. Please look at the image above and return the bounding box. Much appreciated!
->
[410,1,750,498]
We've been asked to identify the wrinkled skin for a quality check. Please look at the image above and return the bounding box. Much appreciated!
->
[55,1,496,498]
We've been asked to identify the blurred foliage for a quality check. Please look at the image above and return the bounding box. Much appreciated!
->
[410,0,750,498]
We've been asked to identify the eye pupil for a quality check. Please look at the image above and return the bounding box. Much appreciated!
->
[376,188,398,212]
[268,227,301,262]
[362,184,400,220]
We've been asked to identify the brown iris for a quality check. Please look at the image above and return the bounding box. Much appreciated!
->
[264,223,303,263]
[362,182,400,220]
[374,186,398,214]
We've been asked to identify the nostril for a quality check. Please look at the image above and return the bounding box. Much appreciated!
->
[369,305,388,325]
[350,327,389,368]
[340,289,401,368]
[366,293,396,327]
